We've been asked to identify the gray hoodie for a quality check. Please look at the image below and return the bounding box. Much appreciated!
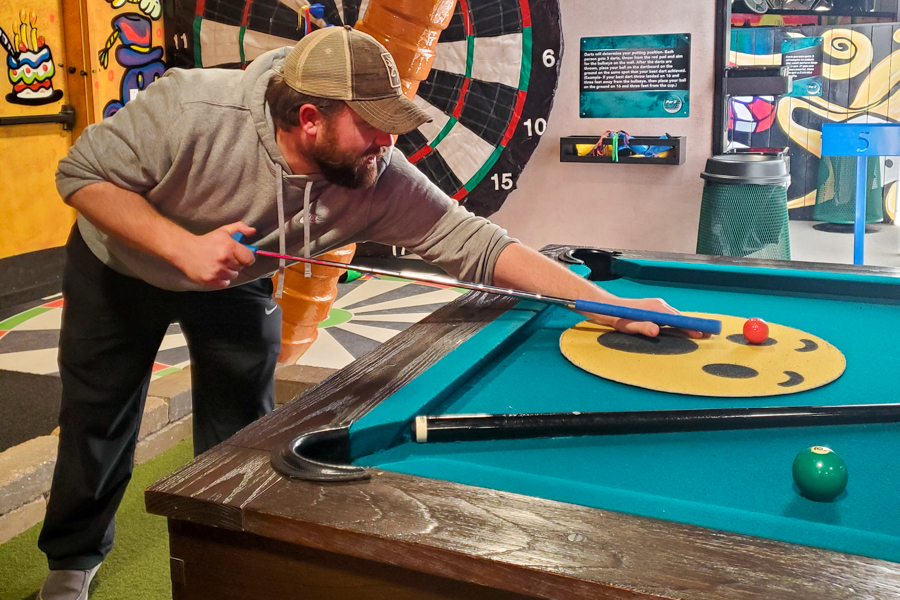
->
[56,47,515,292]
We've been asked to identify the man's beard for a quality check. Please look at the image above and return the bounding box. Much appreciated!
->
[309,129,385,189]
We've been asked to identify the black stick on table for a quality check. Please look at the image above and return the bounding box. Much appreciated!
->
[413,404,900,443]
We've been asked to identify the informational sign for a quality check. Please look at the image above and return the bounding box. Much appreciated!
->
[580,33,691,118]
[781,36,823,97]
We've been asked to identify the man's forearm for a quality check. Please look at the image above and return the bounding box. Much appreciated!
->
[65,182,191,266]
[492,242,619,304]
[492,242,695,338]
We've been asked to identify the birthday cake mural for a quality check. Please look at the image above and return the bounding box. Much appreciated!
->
[2,10,63,105]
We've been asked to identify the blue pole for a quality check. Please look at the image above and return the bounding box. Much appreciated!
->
[854,155,866,265]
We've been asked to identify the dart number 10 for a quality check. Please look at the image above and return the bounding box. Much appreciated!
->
[523,118,546,137]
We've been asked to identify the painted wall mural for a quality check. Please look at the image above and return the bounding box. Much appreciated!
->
[729,25,900,224]
[0,1,76,259]
[98,13,166,117]
[107,0,161,20]
[90,0,165,121]
[1,10,63,105]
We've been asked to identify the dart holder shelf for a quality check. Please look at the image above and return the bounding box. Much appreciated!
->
[724,66,792,97]
[560,135,685,165]
[0,105,75,131]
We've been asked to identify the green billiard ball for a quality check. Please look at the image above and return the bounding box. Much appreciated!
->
[792,446,848,502]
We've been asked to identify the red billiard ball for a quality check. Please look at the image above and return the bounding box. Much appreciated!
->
[743,318,769,344]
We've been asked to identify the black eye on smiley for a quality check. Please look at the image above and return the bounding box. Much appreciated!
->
[596,331,698,355]
[726,334,778,347]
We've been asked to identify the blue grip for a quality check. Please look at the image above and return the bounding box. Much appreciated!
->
[573,299,722,335]
[231,232,258,253]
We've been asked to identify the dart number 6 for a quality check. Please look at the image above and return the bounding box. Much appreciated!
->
[491,173,514,191]
[542,49,556,67]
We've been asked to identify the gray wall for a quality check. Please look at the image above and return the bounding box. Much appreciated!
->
[491,0,719,253]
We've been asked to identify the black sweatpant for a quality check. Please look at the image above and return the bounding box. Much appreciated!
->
[38,228,281,570]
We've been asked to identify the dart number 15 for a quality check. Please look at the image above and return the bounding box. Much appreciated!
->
[491,173,513,190]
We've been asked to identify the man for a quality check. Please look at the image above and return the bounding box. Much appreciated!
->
[38,26,688,600]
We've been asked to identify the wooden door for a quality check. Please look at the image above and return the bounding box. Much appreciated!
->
[0,0,165,261]
[0,0,81,259]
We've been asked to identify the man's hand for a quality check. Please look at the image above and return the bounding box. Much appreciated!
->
[493,243,708,339]
[597,297,709,339]
[66,184,258,289]
[176,222,257,289]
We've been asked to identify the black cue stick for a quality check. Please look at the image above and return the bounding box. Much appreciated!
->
[412,404,900,443]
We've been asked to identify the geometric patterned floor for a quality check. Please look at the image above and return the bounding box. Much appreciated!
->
[0,294,189,380]
[294,274,463,369]
[0,274,464,377]
[0,274,463,450]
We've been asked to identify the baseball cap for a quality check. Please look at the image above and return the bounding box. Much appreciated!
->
[282,26,431,135]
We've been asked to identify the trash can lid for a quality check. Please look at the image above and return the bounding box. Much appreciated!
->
[701,154,791,185]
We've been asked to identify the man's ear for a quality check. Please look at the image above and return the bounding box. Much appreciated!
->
[297,104,323,136]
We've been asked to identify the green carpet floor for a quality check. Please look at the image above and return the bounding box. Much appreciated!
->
[0,439,193,600]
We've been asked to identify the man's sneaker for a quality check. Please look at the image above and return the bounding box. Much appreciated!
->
[38,564,100,600]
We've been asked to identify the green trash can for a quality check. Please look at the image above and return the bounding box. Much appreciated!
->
[697,154,792,260]
[813,156,883,225]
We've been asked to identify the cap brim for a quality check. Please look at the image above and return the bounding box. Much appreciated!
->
[347,94,431,135]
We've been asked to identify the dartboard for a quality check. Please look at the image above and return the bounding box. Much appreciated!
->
[164,0,562,216]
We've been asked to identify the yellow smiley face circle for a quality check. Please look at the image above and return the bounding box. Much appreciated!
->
[559,313,846,397]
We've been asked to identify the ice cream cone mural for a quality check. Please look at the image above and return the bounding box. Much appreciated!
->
[1,10,63,105]
[99,13,165,118]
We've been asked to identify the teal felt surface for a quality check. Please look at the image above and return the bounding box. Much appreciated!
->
[349,300,545,458]
[351,260,900,562]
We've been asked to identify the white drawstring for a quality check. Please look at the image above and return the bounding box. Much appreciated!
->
[303,179,312,278]
[275,164,286,298]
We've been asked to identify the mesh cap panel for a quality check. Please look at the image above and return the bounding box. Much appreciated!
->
[281,26,431,134]
[283,27,353,98]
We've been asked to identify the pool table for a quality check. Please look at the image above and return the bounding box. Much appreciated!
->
[146,246,900,600]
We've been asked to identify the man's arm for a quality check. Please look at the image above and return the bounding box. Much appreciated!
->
[67,182,256,289]
[492,243,698,338]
